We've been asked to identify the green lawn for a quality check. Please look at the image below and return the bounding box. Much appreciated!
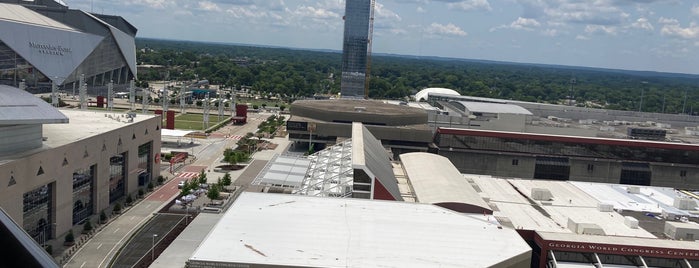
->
[174,113,228,130]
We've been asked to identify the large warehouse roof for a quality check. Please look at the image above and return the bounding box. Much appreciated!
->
[400,152,491,213]
[189,192,532,268]
[0,85,68,125]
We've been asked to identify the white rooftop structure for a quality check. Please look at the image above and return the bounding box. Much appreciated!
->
[455,101,533,115]
[295,123,402,200]
[0,86,68,125]
[400,152,491,213]
[188,192,532,268]
[252,154,311,188]
[470,175,658,238]
[415,87,460,101]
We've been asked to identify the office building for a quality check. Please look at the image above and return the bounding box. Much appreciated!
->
[340,0,372,98]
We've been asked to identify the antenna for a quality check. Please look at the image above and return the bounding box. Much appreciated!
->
[568,76,576,106]
[364,0,376,99]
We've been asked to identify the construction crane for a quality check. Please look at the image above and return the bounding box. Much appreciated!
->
[364,0,376,99]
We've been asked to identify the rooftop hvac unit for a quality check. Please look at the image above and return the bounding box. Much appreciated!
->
[597,203,614,212]
[624,216,639,229]
[627,186,641,194]
[531,188,553,201]
[674,198,698,210]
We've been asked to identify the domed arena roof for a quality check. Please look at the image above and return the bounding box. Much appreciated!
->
[415,87,460,101]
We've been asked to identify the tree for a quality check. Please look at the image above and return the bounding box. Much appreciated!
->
[207,185,220,204]
[99,210,107,224]
[113,203,122,214]
[125,194,133,205]
[222,172,232,186]
[180,179,192,196]
[198,169,207,185]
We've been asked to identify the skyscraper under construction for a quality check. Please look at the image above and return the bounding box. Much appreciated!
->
[340,0,373,99]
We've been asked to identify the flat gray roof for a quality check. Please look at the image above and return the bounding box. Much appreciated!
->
[0,86,69,125]
[400,152,490,212]
[455,101,532,115]
[189,192,532,268]
[42,109,155,148]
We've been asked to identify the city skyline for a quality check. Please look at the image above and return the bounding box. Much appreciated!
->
[68,0,699,75]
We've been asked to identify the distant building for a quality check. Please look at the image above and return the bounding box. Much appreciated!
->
[0,0,137,90]
[340,0,372,99]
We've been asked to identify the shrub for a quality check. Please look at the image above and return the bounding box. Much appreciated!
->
[157,175,165,185]
[44,245,52,255]
[138,189,144,197]
[83,220,92,233]
[99,210,107,223]
[125,194,133,205]
[64,230,74,244]
[147,182,154,191]
[222,173,232,187]
[113,203,122,214]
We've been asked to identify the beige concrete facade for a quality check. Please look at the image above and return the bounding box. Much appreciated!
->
[0,109,161,238]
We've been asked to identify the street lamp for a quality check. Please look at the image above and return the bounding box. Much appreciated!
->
[152,234,158,261]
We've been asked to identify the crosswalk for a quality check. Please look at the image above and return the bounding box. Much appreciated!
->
[176,172,199,179]
[228,135,243,140]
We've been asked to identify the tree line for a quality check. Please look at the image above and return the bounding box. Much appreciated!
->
[136,38,699,114]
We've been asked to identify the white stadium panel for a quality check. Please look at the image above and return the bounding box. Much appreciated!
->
[0,20,103,84]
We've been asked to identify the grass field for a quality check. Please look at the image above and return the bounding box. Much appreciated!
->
[174,113,228,130]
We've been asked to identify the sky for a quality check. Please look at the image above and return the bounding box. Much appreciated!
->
[68,0,699,75]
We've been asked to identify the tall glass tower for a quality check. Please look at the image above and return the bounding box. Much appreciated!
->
[340,0,372,99]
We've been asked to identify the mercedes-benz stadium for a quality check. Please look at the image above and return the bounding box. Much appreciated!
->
[0,0,137,92]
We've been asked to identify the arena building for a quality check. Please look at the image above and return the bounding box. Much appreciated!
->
[286,99,432,156]
[0,86,160,245]
[0,0,137,91]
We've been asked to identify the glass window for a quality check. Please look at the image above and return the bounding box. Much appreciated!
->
[23,183,53,244]
[72,165,95,225]
[138,142,152,186]
[109,152,127,203]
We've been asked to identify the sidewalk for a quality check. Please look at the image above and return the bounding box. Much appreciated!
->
[63,177,180,268]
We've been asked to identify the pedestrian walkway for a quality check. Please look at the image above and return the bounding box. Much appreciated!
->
[64,178,181,268]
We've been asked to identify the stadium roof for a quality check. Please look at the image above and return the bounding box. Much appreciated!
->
[0,85,68,125]
[415,87,460,101]
[400,152,491,213]
[0,3,75,31]
[454,101,532,115]
[189,192,532,268]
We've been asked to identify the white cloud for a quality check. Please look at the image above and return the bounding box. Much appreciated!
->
[198,1,220,12]
[584,25,618,35]
[425,22,468,37]
[416,6,426,13]
[541,29,558,36]
[293,6,339,19]
[575,35,589,40]
[490,17,540,32]
[661,22,699,39]
[225,5,267,19]
[446,0,492,12]
[630,17,653,31]
[375,3,401,22]
[658,17,679,25]
[692,4,699,17]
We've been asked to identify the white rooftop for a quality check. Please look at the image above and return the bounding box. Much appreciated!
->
[190,192,532,268]
[400,152,490,212]
[43,109,156,148]
[0,86,68,125]
[0,3,76,31]
[570,181,696,216]
[470,175,657,238]
[456,101,533,115]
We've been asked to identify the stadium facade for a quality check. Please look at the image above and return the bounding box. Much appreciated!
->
[0,0,137,91]
[339,0,372,98]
